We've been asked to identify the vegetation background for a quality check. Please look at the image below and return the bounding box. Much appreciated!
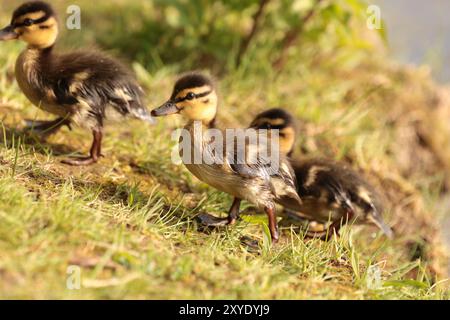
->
[0,0,449,299]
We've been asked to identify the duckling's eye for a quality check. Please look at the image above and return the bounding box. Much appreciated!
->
[23,19,34,27]
[186,92,195,100]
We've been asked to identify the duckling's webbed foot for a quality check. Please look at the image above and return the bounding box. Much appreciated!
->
[62,156,98,166]
[197,198,241,227]
[62,130,103,166]
[24,118,71,136]
[197,214,230,227]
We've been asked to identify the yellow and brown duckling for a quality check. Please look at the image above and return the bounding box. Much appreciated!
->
[151,73,304,243]
[250,108,394,240]
[0,1,154,165]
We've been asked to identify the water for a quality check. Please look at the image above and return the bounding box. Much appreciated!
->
[372,0,450,83]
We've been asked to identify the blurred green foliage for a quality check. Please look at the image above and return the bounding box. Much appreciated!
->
[0,0,378,73]
[72,0,377,73]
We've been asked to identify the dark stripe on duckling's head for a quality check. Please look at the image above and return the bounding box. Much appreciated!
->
[152,72,218,125]
[250,108,298,157]
[171,73,214,99]
[250,108,295,130]
[12,1,55,25]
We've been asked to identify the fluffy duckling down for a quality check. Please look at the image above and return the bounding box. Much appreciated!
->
[250,108,394,240]
[151,73,304,243]
[0,1,154,166]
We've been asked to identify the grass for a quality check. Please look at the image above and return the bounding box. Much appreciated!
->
[0,0,449,299]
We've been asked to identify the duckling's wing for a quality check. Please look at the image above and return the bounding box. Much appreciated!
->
[227,134,287,180]
[296,159,393,237]
[227,139,302,209]
[50,51,154,123]
[271,160,304,211]
[293,160,353,209]
[53,78,80,106]
[348,186,393,238]
[322,174,354,211]
[226,133,273,179]
[329,162,392,236]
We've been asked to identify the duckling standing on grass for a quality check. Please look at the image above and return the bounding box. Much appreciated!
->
[151,73,303,243]
[250,108,394,240]
[0,1,154,165]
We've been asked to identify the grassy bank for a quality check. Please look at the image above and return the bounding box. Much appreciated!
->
[0,0,449,299]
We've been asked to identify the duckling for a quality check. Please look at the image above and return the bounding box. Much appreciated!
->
[151,73,303,243]
[250,108,394,239]
[0,1,154,165]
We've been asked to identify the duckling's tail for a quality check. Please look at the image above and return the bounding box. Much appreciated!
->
[275,189,303,213]
[131,107,156,124]
[368,211,394,239]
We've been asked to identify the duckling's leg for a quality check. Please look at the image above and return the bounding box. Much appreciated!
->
[62,129,103,166]
[24,118,72,136]
[198,198,242,227]
[227,198,241,225]
[264,205,279,243]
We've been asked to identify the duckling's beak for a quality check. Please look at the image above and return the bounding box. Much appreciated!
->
[367,213,394,239]
[0,25,18,41]
[151,100,180,117]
